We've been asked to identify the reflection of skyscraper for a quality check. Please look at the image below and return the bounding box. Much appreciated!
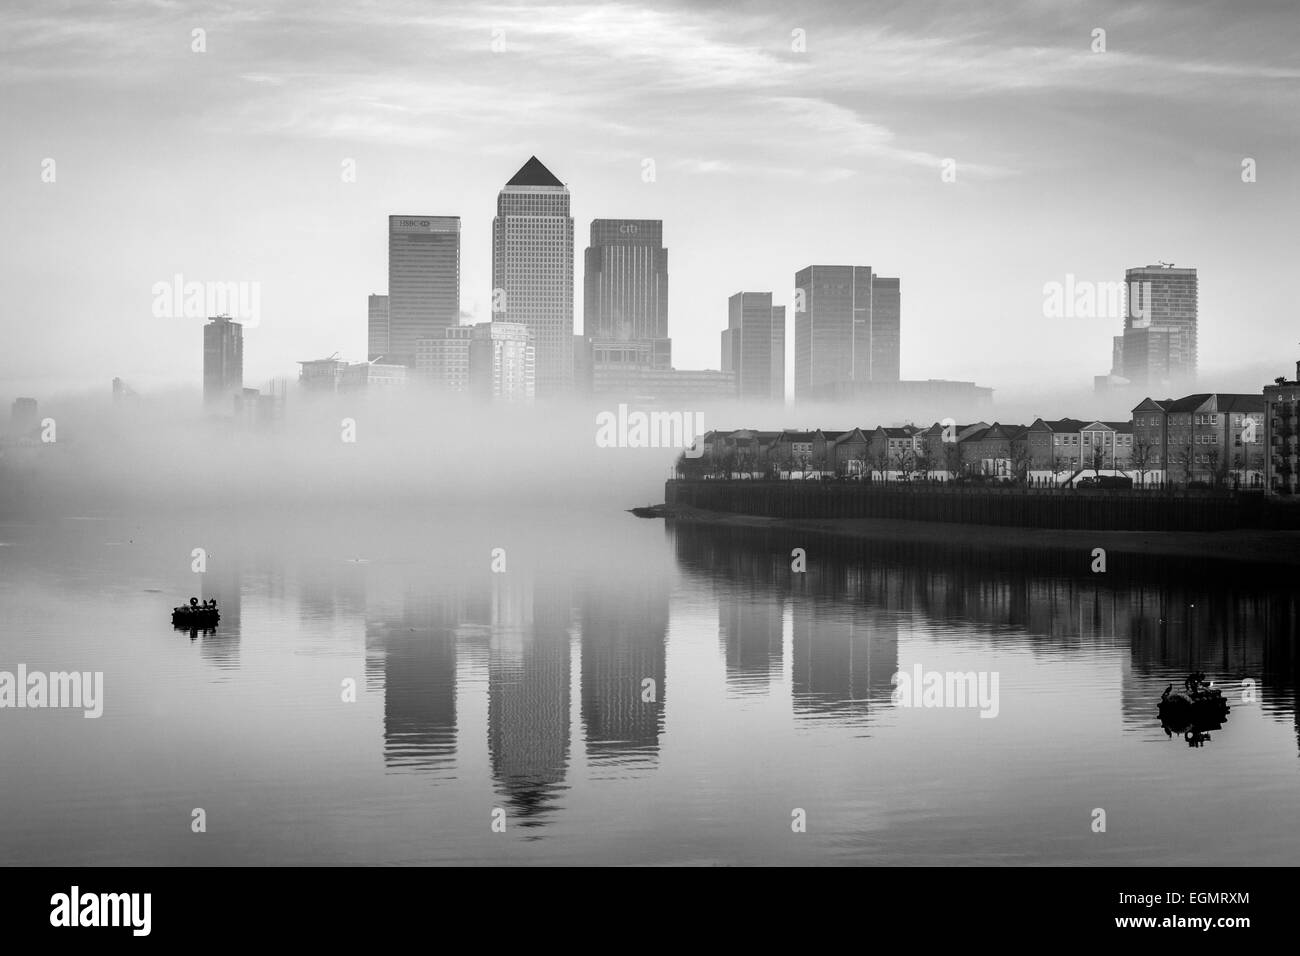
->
[199,553,241,669]
[719,588,783,695]
[363,573,491,775]
[791,604,897,722]
[366,621,458,771]
[492,157,574,396]
[387,216,460,367]
[488,574,572,825]
[579,577,669,767]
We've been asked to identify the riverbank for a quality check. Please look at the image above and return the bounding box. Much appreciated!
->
[660,503,1300,568]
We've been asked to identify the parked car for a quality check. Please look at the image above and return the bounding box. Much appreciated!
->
[1096,475,1133,489]
[1076,476,1097,488]
[1187,480,1211,490]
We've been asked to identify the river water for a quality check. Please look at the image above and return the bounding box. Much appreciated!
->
[1,508,1296,865]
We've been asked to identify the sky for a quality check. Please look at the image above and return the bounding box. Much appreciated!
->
[3,0,1299,405]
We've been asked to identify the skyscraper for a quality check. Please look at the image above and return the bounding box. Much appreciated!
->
[793,265,900,399]
[416,325,473,393]
[723,292,785,403]
[203,315,243,407]
[387,216,460,368]
[470,322,536,402]
[367,293,389,361]
[1118,264,1197,390]
[492,157,574,396]
[583,219,670,367]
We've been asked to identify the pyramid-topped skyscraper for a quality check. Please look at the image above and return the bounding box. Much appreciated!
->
[505,155,565,188]
[492,156,574,396]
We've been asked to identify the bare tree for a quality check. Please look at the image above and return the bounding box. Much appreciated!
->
[871,446,891,481]
[1088,441,1106,475]
[1171,441,1195,486]
[1011,445,1032,483]
[892,448,915,480]
[914,448,931,481]
[721,450,737,481]
[1206,447,1228,488]
[735,446,753,479]
[942,442,963,480]
[1131,441,1154,488]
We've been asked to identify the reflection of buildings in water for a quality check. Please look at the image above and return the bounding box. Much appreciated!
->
[673,520,1300,746]
[791,601,898,722]
[199,556,241,669]
[718,587,783,695]
[363,585,467,773]
[297,559,367,624]
[365,620,458,773]
[579,576,669,767]
[488,573,573,826]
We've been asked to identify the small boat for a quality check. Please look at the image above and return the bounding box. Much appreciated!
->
[1158,673,1230,740]
[628,504,669,519]
[172,600,220,628]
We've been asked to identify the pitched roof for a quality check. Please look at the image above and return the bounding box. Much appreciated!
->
[962,423,1027,442]
[1217,394,1265,413]
[506,156,564,187]
[1162,393,1214,413]
[1032,418,1087,433]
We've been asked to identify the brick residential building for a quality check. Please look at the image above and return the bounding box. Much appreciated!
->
[1132,393,1265,487]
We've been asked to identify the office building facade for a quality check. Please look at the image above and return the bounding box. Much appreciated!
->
[492,157,574,396]
[723,292,785,403]
[387,216,460,368]
[470,321,535,402]
[203,315,243,408]
[367,294,390,361]
[1118,264,1197,391]
[583,218,670,368]
[793,265,900,400]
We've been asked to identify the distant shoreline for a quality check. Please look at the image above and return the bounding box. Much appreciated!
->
[658,503,1300,567]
